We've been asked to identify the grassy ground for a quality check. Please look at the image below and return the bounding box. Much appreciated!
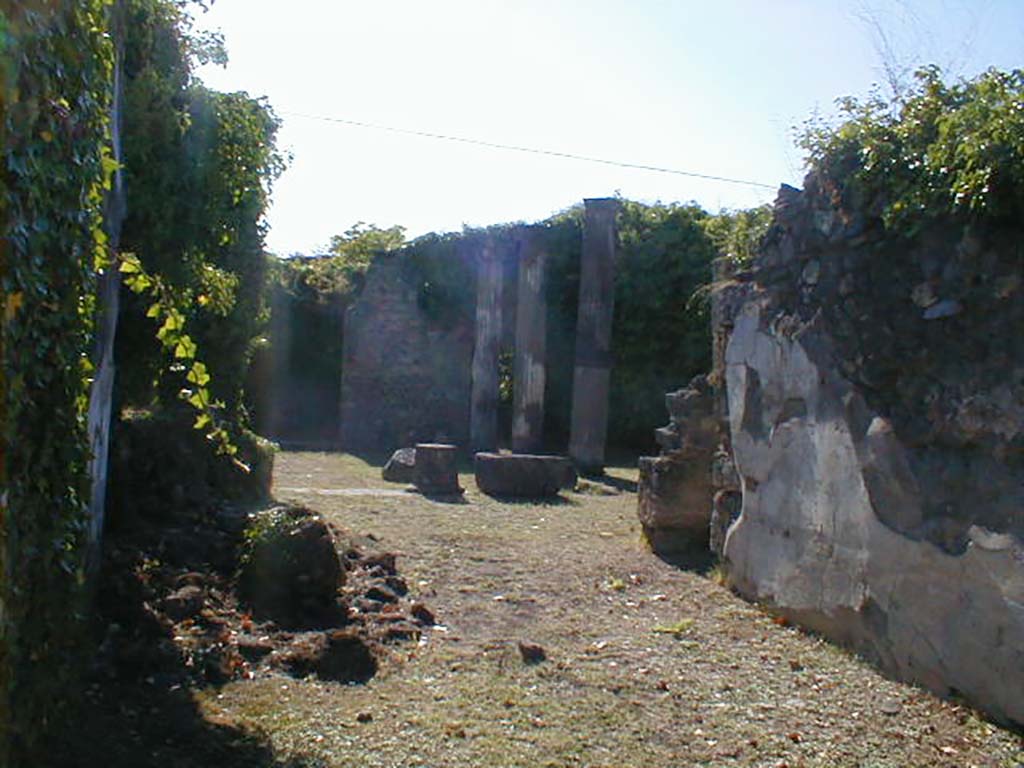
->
[197,450,1023,768]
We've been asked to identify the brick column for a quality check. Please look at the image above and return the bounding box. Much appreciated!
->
[569,198,620,472]
[512,227,547,453]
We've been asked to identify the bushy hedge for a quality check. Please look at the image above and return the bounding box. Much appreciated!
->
[799,66,1024,235]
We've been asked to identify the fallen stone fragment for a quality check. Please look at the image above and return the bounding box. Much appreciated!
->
[383,622,422,642]
[359,551,397,575]
[381,447,416,483]
[413,443,462,495]
[238,508,346,629]
[474,452,576,497]
[880,698,903,715]
[365,583,399,604]
[384,575,408,596]
[273,630,377,683]
[410,602,436,626]
[518,641,546,664]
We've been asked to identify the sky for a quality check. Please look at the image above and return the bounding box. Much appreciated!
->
[192,1,1024,256]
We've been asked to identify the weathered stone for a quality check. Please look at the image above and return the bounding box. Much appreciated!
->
[238,508,345,629]
[518,640,546,664]
[637,454,713,555]
[340,254,474,454]
[569,198,620,472]
[236,634,275,662]
[365,583,399,604]
[410,602,436,626]
[801,259,820,285]
[709,489,741,559]
[383,622,421,642]
[512,227,548,454]
[922,298,962,319]
[654,425,680,451]
[413,443,461,495]
[723,303,1024,726]
[470,239,503,452]
[664,378,718,451]
[381,447,416,483]
[911,281,938,307]
[473,453,576,497]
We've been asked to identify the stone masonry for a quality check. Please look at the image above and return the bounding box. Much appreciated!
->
[715,174,1024,726]
[340,254,474,453]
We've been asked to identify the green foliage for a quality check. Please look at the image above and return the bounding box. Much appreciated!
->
[798,66,1024,234]
[701,205,772,267]
[239,506,301,565]
[610,201,717,446]
[0,2,280,761]
[119,253,246,466]
[275,222,407,305]
[0,1,112,761]
[116,0,284,420]
[328,221,407,274]
[403,229,480,329]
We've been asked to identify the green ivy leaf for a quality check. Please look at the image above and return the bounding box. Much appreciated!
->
[173,336,197,359]
[186,361,210,386]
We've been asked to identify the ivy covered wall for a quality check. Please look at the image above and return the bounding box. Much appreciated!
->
[0,1,112,762]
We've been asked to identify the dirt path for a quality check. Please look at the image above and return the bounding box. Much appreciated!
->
[198,451,1022,768]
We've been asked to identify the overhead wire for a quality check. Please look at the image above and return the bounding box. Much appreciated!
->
[278,110,777,190]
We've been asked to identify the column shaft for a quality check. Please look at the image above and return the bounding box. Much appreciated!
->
[569,198,620,471]
[470,239,503,452]
[512,228,547,453]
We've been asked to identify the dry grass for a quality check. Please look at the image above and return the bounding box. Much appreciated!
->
[198,451,1023,767]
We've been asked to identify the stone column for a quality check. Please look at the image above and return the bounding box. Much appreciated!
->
[470,238,503,452]
[569,198,620,472]
[512,227,547,454]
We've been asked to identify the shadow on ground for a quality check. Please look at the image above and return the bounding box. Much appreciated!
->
[583,472,639,493]
[478,492,577,506]
[653,547,716,575]
[50,509,327,768]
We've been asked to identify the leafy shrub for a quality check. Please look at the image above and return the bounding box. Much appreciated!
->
[799,66,1024,235]
[116,0,284,419]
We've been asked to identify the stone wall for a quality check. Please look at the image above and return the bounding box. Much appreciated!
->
[339,253,476,454]
[716,175,1024,725]
[258,282,347,448]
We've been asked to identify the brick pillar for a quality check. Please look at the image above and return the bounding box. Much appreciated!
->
[512,227,547,454]
[569,198,620,472]
[470,238,503,452]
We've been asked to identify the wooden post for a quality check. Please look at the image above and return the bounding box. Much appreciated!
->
[512,227,547,454]
[569,198,620,473]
